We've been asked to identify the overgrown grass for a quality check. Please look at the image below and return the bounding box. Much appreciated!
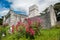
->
[35,28,60,40]
[0,25,60,40]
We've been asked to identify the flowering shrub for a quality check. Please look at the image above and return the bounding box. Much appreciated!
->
[25,18,41,40]
[11,21,26,40]
[29,27,35,36]
[11,25,15,33]
[11,18,42,40]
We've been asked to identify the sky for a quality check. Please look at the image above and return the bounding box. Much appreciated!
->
[0,0,60,17]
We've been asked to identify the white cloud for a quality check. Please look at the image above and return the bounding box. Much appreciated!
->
[38,0,60,12]
[8,0,38,14]
[8,0,60,13]
[0,0,60,16]
[9,0,38,10]
[0,8,9,16]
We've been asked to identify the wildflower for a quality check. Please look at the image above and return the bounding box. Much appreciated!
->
[16,24,18,31]
[29,27,35,36]
[16,22,20,31]
[16,21,23,31]
[12,25,14,33]
[24,23,29,33]
[26,27,29,33]
[25,18,32,25]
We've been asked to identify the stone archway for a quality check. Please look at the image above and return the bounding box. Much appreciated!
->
[54,2,60,21]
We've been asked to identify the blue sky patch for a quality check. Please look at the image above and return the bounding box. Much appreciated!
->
[0,0,12,8]
[0,0,27,17]
[13,10,27,15]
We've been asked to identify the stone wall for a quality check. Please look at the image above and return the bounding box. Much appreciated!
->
[39,5,57,29]
[49,5,57,26]
[9,10,27,26]
[40,13,51,29]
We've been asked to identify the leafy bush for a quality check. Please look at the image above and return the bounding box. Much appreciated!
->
[0,27,2,40]
[0,18,42,40]
[10,18,42,40]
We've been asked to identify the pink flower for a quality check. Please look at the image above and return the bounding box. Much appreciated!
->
[16,24,18,31]
[12,25,14,33]
[26,27,29,33]
[18,21,20,25]
[16,21,22,31]
[16,22,20,31]
[24,23,29,28]
[24,23,29,33]
[29,28,35,36]
[25,18,33,25]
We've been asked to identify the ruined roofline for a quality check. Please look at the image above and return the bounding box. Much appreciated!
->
[4,9,28,17]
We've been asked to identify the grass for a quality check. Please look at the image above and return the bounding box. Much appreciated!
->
[1,28,60,40]
[35,28,60,40]
[1,25,60,40]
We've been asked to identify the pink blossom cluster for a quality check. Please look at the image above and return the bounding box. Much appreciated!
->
[11,18,42,36]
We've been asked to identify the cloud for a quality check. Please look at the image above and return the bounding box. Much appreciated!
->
[0,8,9,16]
[0,0,12,17]
[0,0,60,17]
[8,0,60,13]
[7,0,38,14]
[38,0,60,12]
[8,0,38,10]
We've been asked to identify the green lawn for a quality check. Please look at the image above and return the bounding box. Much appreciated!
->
[35,28,60,40]
[1,27,60,40]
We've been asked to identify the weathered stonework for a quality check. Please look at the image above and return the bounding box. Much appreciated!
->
[3,5,57,29]
[39,5,57,29]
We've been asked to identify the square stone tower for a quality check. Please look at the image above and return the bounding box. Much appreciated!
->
[28,5,40,18]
